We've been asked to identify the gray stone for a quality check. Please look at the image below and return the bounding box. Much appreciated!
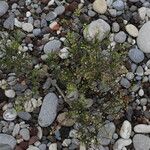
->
[33,29,41,36]
[3,14,14,30]
[83,19,110,42]
[0,134,16,149]
[134,124,150,133]
[112,0,124,11]
[137,21,150,53]
[114,31,126,43]
[22,23,33,32]
[12,124,20,137]
[19,128,30,141]
[44,40,61,54]
[46,11,57,21]
[112,22,120,32]
[39,144,46,150]
[120,77,131,89]
[136,66,144,76]
[97,122,116,145]
[0,144,12,150]
[18,112,31,121]
[0,1,9,17]
[54,5,65,15]
[128,48,144,63]
[113,138,132,150]
[133,134,150,150]
[38,93,58,127]
[3,108,17,121]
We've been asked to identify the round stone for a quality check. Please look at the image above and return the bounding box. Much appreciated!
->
[128,48,144,63]
[125,24,138,37]
[46,11,57,21]
[137,21,150,53]
[0,1,9,17]
[112,0,124,11]
[93,0,107,14]
[3,108,17,121]
[19,128,30,141]
[5,89,15,98]
[83,19,110,42]
[114,31,126,43]
[54,5,65,15]
[22,23,33,32]
[120,77,131,89]
[44,40,61,54]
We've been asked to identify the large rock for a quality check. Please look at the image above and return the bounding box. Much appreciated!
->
[93,0,107,14]
[0,1,9,17]
[137,21,150,53]
[97,122,116,145]
[83,19,110,42]
[0,144,12,150]
[133,134,150,150]
[38,93,58,127]
[0,134,16,149]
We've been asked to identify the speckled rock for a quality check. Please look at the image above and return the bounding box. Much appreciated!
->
[83,19,110,42]
[38,93,58,127]
[93,0,107,14]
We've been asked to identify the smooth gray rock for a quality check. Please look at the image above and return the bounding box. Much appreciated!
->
[44,40,61,54]
[38,93,58,127]
[19,128,30,141]
[3,14,14,30]
[0,1,9,17]
[128,48,144,63]
[97,122,116,145]
[54,5,65,15]
[0,134,16,149]
[0,144,12,150]
[133,134,150,150]
[39,144,47,150]
[137,21,150,53]
[46,11,57,21]
[18,112,31,121]
[120,77,131,88]
[83,19,110,42]
[114,31,126,43]
[112,0,124,11]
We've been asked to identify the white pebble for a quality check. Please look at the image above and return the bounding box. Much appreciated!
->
[134,124,150,133]
[5,89,15,98]
[26,11,31,17]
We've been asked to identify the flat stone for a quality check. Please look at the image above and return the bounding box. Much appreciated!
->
[93,0,107,14]
[18,112,31,121]
[54,5,65,15]
[27,145,40,150]
[134,124,150,133]
[97,122,116,145]
[44,40,61,54]
[120,120,132,139]
[133,134,150,150]
[12,124,20,137]
[3,14,15,30]
[0,134,16,149]
[38,93,58,127]
[137,21,150,53]
[0,1,9,17]
[83,19,110,42]
[113,138,132,150]
[19,128,30,141]
[125,24,138,37]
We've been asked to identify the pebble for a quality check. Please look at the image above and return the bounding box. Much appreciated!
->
[120,77,131,89]
[114,31,126,43]
[134,124,150,133]
[62,139,72,147]
[38,93,58,127]
[125,24,138,37]
[97,122,116,145]
[112,0,124,11]
[3,108,17,121]
[0,1,9,17]
[84,19,110,42]
[46,11,57,21]
[18,112,31,121]
[5,89,15,98]
[128,48,144,63]
[126,72,134,80]
[93,0,107,14]
[54,5,65,15]
[133,134,150,150]
[136,66,144,76]
[138,7,146,20]
[3,14,15,30]
[120,120,132,139]
[137,21,150,53]
[138,89,144,97]
[12,124,20,137]
[44,40,61,54]
[39,144,46,150]
[140,98,147,106]
[59,47,69,59]
[112,22,120,32]
[49,143,57,150]
[27,145,40,150]
[0,134,16,149]
[113,138,132,150]
[19,128,30,141]
[22,23,34,32]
